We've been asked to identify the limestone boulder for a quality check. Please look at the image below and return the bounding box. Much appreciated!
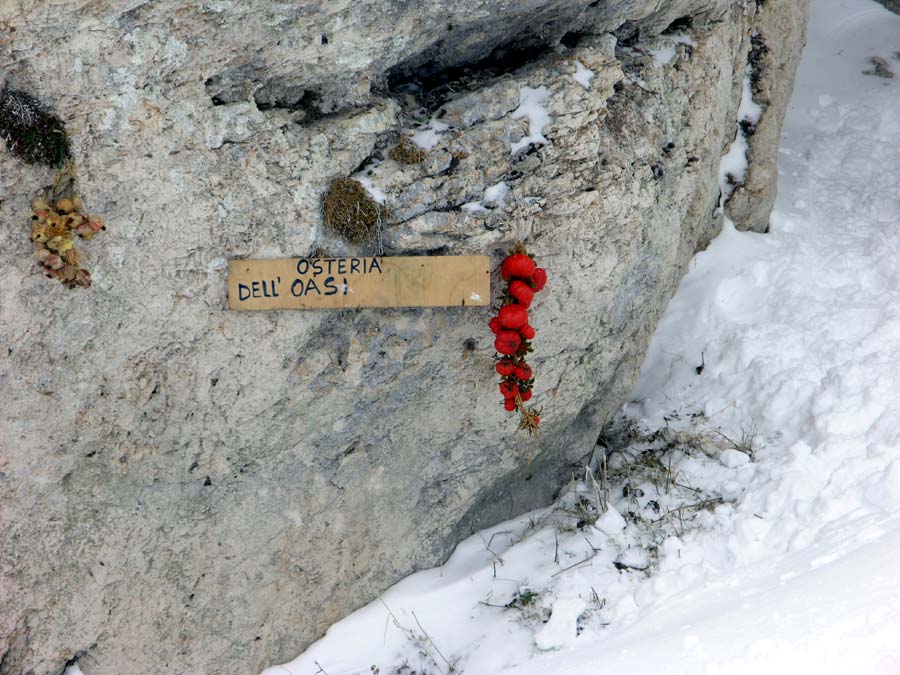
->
[0,1,807,673]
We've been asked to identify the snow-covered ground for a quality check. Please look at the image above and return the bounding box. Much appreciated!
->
[263,1,900,674]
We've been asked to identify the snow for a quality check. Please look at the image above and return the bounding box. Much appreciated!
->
[650,46,678,68]
[412,127,443,151]
[718,72,761,209]
[462,182,510,214]
[510,86,552,154]
[461,201,489,214]
[482,181,509,207]
[718,47,765,209]
[719,449,750,468]
[412,116,450,151]
[738,70,763,124]
[593,506,626,536]
[572,61,595,90]
[264,1,900,674]
[534,597,587,651]
[351,162,388,204]
[649,32,697,67]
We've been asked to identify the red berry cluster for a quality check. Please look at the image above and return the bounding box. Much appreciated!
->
[489,246,547,433]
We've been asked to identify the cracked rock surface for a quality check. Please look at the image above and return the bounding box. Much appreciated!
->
[0,1,807,673]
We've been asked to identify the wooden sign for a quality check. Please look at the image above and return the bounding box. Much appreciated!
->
[228,256,491,310]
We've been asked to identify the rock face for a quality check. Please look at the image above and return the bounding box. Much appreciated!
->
[874,0,900,15]
[725,0,811,232]
[0,2,807,674]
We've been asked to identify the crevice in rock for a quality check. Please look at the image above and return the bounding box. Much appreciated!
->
[202,5,724,132]
[747,31,769,97]
[206,68,346,124]
[738,118,756,138]
[719,29,769,209]
[205,66,342,124]
[55,645,94,675]
[253,83,369,127]
[254,87,319,114]
[385,36,555,112]
[560,31,590,49]
[666,15,694,32]
[351,151,384,176]
[58,656,79,675]
[741,31,769,139]
[206,9,617,122]
[205,63,260,106]
[613,21,641,48]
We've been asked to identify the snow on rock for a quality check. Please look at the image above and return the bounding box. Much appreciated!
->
[865,459,900,510]
[534,597,587,651]
[483,181,510,206]
[649,32,696,67]
[510,86,552,154]
[461,182,510,214]
[725,1,811,232]
[738,73,763,125]
[650,46,678,67]
[351,162,388,204]
[411,116,450,150]
[461,201,489,214]
[720,448,751,467]
[718,73,761,209]
[572,61,595,89]
[593,505,626,535]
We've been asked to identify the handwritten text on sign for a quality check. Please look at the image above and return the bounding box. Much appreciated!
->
[228,256,491,310]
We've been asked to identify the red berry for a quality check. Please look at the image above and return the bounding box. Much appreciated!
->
[503,398,517,412]
[494,331,521,355]
[508,280,534,308]
[521,389,533,402]
[531,268,547,292]
[498,304,528,330]
[520,324,535,340]
[514,363,533,381]
[489,317,502,334]
[495,358,515,376]
[499,381,519,398]
[502,253,536,279]
[533,416,540,426]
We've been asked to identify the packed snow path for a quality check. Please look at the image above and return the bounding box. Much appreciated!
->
[263,1,900,674]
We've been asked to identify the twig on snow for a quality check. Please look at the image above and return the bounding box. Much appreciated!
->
[551,552,596,577]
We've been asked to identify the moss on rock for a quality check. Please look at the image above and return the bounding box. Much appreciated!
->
[388,138,427,164]
[0,87,71,167]
[322,177,389,242]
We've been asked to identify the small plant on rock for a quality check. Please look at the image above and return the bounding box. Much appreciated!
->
[322,176,390,243]
[388,138,427,164]
[0,86,70,167]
